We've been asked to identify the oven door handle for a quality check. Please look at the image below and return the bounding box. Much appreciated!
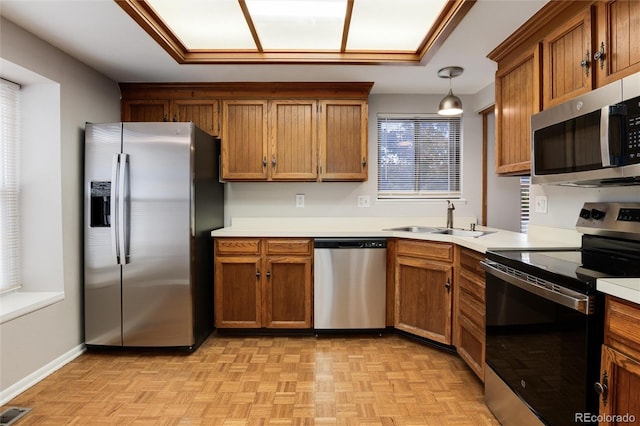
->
[481,260,594,315]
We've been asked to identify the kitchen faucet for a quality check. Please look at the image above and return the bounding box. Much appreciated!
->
[446,200,455,229]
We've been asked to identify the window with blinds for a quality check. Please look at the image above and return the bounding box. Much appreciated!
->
[520,176,531,233]
[377,114,461,199]
[1,79,21,293]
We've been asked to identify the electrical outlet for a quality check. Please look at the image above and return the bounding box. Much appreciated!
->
[357,195,370,208]
[535,195,548,214]
[295,194,305,208]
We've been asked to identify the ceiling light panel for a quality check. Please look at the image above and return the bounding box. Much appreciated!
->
[347,0,446,51]
[245,0,347,50]
[147,0,256,49]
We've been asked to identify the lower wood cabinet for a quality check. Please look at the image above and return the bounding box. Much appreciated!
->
[453,246,486,381]
[598,296,640,424]
[214,238,313,329]
[394,239,454,345]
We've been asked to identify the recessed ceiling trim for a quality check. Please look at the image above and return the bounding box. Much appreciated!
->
[341,0,354,52]
[115,0,476,65]
[238,0,263,52]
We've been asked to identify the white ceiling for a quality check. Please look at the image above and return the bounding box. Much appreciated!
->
[0,0,548,95]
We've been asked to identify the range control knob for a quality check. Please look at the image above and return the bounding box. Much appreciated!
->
[591,209,606,220]
[579,208,592,219]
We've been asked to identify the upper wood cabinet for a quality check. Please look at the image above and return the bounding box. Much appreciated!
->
[319,100,368,181]
[542,8,594,109]
[494,45,541,175]
[489,0,639,175]
[595,0,640,87]
[120,82,372,182]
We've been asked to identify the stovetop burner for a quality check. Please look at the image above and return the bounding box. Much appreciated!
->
[487,202,640,294]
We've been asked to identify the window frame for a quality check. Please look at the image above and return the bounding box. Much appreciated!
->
[1,78,21,294]
[377,113,461,200]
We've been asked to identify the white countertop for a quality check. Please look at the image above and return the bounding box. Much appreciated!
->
[597,278,640,304]
[210,217,582,253]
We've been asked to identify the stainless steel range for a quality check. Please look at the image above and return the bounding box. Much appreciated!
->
[482,202,640,426]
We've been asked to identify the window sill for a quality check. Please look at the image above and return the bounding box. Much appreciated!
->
[0,291,64,324]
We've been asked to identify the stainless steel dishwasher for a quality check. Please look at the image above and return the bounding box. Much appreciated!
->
[313,238,387,330]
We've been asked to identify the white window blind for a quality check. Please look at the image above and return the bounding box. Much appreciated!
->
[1,79,21,293]
[377,114,461,199]
[520,176,531,233]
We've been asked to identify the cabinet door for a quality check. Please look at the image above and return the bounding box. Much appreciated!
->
[173,99,220,137]
[598,345,640,424]
[122,99,170,122]
[319,100,368,181]
[595,0,640,87]
[495,45,541,175]
[263,255,312,328]
[395,256,453,345]
[269,100,317,181]
[543,8,594,108]
[214,256,262,328]
[221,100,268,180]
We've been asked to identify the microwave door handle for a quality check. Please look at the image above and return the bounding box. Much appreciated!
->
[600,106,612,167]
[481,260,593,314]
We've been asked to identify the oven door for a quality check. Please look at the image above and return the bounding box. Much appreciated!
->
[482,260,602,426]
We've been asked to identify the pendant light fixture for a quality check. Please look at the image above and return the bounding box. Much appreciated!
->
[437,66,464,116]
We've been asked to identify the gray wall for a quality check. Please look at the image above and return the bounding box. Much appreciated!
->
[0,18,120,394]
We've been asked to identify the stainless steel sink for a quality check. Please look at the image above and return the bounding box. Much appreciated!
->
[384,226,442,233]
[385,226,494,238]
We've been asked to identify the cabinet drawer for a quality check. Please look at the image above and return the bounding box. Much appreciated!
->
[397,239,453,262]
[459,269,485,302]
[265,239,312,255]
[604,296,640,356]
[215,238,262,255]
[459,248,485,277]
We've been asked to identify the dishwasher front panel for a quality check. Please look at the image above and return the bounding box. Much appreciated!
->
[313,239,386,330]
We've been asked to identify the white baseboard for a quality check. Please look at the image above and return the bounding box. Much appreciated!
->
[0,343,86,406]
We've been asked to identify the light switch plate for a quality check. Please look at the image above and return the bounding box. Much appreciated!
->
[357,195,370,207]
[535,195,548,214]
[295,194,305,208]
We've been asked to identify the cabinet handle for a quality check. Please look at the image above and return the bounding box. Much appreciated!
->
[172,115,177,122]
[580,50,591,77]
[266,271,271,279]
[362,158,367,168]
[593,42,606,70]
[163,115,168,122]
[271,156,276,167]
[256,269,261,279]
[594,371,609,407]
[262,158,267,168]
[445,278,451,293]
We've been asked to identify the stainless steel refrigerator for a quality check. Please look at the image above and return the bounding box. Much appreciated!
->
[84,122,223,350]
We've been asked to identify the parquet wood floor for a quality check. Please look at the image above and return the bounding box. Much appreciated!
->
[3,334,499,425]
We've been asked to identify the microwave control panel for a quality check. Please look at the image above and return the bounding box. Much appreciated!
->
[624,95,640,161]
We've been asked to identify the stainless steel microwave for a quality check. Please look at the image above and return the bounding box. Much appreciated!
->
[531,74,640,186]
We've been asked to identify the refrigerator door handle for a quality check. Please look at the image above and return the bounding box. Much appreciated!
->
[118,153,130,264]
[110,153,121,264]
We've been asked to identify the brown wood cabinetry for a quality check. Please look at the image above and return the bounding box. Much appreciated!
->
[214,238,313,329]
[220,99,318,181]
[319,100,368,181]
[542,8,593,109]
[597,296,640,423]
[494,45,541,175]
[595,0,640,87]
[394,239,454,345]
[489,0,640,175]
[453,246,486,381]
[120,82,372,182]
[122,96,220,137]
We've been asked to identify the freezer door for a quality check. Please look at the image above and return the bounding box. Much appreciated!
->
[121,123,193,347]
[84,123,123,346]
